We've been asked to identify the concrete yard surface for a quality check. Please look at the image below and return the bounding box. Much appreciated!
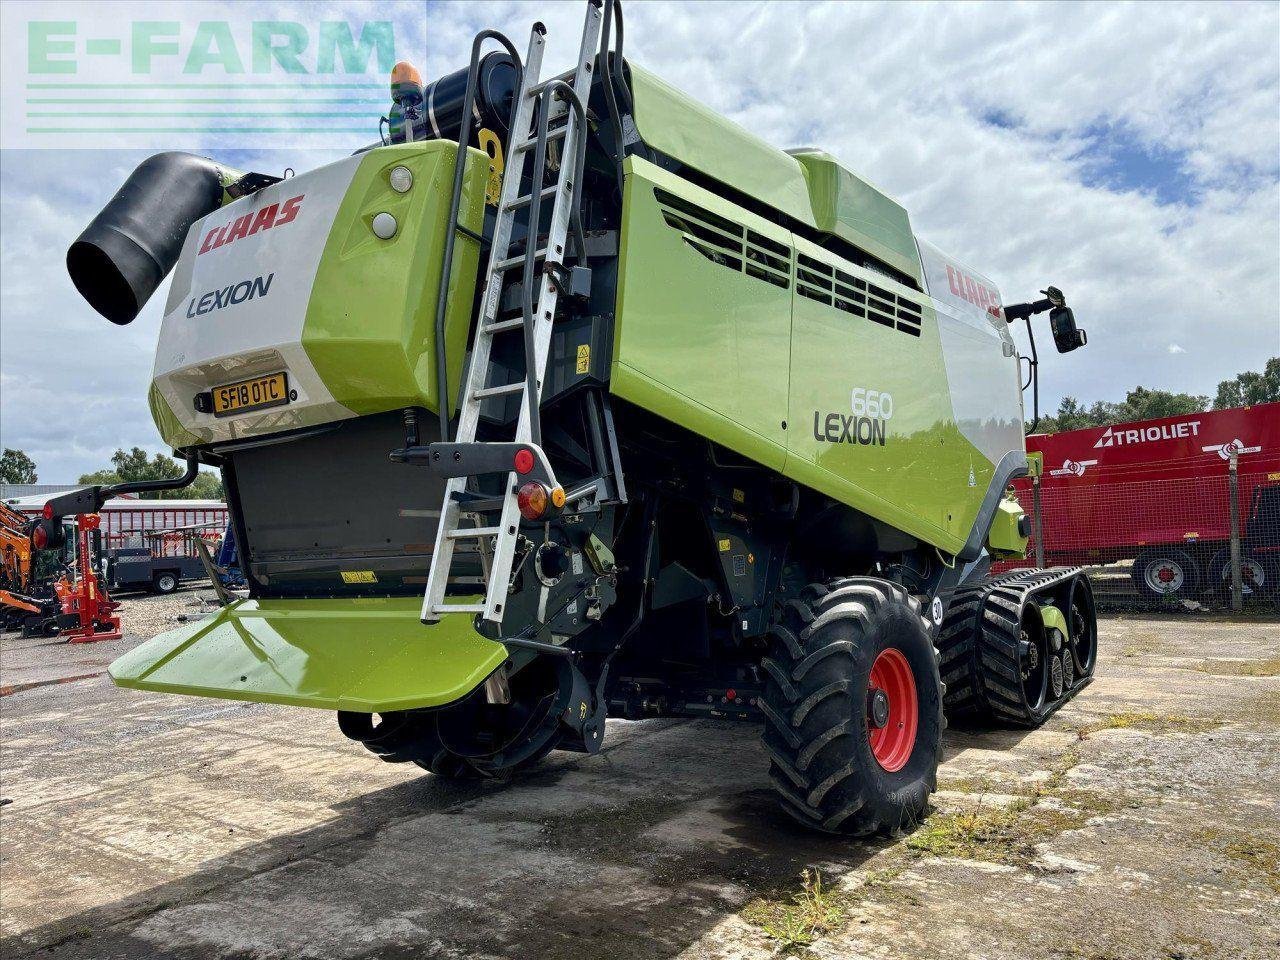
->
[1,612,1277,959]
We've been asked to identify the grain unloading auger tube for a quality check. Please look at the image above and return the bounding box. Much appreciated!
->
[58,0,1097,834]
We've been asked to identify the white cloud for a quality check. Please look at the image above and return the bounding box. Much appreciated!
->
[1,0,1278,481]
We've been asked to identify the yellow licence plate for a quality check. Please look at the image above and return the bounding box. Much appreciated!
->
[212,372,290,417]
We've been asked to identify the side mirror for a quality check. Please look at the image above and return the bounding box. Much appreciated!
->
[1049,306,1087,353]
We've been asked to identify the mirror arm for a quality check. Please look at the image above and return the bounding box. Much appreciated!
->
[1022,315,1040,434]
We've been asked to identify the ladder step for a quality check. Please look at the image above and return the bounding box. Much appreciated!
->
[512,126,568,154]
[503,185,557,212]
[493,248,548,273]
[482,317,525,335]
[430,603,486,615]
[447,526,501,539]
[471,382,525,401]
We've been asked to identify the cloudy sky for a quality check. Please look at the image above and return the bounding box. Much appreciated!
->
[1,0,1277,482]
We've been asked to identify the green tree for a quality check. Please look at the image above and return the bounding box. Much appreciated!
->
[0,448,38,484]
[1213,357,1280,410]
[1036,388,1208,433]
[79,447,223,500]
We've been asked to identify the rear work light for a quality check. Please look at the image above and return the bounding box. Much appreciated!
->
[516,482,567,521]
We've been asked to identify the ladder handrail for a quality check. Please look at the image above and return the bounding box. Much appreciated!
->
[432,29,526,442]
[520,80,589,448]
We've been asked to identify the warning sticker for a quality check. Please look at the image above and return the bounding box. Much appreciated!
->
[718,538,731,552]
[576,344,591,374]
[341,570,377,584]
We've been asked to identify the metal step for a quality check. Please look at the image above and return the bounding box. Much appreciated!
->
[492,248,548,273]
[471,382,525,401]
[503,185,557,212]
[511,125,568,154]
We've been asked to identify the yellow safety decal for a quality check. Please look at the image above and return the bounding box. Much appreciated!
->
[576,344,591,374]
[718,538,731,552]
[477,128,504,206]
[732,488,745,503]
[341,570,378,584]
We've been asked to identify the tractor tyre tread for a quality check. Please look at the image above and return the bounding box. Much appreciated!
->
[761,578,944,836]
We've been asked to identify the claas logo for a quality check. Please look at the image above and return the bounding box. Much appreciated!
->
[945,264,1002,319]
[198,195,304,256]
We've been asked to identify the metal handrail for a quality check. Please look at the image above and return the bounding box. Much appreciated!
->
[433,29,525,441]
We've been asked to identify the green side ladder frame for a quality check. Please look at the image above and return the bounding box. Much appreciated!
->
[422,2,604,626]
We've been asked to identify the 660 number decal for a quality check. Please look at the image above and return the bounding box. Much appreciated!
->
[850,388,893,420]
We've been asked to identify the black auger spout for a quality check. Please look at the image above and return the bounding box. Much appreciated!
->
[66,152,244,325]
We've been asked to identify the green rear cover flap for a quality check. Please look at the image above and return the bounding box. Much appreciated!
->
[627,62,818,230]
[109,597,506,712]
[788,149,922,283]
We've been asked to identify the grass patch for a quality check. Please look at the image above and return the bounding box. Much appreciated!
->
[906,748,1126,867]
[741,870,846,950]
[1078,712,1221,739]
[1200,830,1280,893]
[1194,656,1280,677]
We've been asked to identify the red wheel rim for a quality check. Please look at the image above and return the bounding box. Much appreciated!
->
[867,648,918,772]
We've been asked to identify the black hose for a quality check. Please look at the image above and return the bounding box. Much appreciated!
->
[103,453,200,499]
[611,0,634,113]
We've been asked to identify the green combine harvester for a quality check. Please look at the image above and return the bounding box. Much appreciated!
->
[54,0,1095,834]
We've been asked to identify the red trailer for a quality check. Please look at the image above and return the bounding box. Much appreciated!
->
[1006,403,1280,600]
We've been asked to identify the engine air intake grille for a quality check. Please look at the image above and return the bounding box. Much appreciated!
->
[655,189,790,290]
[796,253,923,338]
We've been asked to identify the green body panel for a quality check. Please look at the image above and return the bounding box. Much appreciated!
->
[109,596,506,711]
[613,158,990,554]
[613,157,793,471]
[302,142,488,418]
[147,382,200,449]
[628,64,817,231]
[789,150,922,284]
[1038,604,1067,639]
[783,234,987,553]
[987,496,1029,557]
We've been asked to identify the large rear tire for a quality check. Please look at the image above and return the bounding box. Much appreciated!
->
[760,578,944,835]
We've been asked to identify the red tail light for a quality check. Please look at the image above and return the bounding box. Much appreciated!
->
[517,481,549,520]
[42,503,54,520]
[32,523,48,549]
[513,448,534,475]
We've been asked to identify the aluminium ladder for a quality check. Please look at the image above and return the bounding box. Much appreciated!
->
[421,3,604,627]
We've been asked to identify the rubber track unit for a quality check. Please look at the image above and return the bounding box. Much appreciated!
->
[937,567,1094,727]
[760,578,945,835]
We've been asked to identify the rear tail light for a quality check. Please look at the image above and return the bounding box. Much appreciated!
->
[42,503,54,520]
[517,481,549,520]
[32,523,48,549]
[513,448,534,475]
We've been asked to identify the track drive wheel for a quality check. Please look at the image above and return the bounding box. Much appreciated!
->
[761,578,944,835]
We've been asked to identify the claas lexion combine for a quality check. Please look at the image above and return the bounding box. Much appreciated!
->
[54,0,1097,833]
